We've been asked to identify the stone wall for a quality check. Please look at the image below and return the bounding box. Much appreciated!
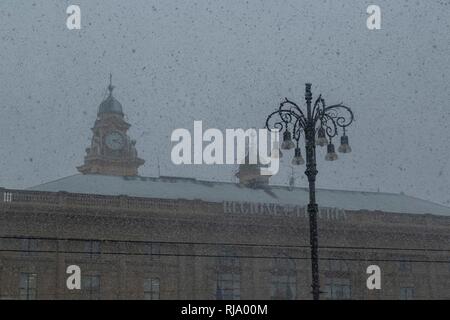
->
[0,188,449,299]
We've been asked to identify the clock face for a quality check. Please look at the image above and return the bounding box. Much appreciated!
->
[105,131,125,150]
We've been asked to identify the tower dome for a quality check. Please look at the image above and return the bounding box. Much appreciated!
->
[98,74,124,115]
[98,95,123,115]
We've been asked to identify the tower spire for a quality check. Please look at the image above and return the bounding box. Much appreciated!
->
[108,73,114,95]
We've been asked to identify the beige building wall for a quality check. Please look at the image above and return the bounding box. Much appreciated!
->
[0,188,449,300]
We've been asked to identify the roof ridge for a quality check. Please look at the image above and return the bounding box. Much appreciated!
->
[26,174,450,215]
[28,174,81,189]
[133,174,409,197]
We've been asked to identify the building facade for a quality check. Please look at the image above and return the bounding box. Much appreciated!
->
[0,81,449,300]
[1,183,450,300]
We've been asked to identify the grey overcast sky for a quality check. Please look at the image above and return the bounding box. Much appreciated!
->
[0,1,449,206]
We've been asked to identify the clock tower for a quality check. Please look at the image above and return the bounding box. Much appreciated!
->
[77,75,145,176]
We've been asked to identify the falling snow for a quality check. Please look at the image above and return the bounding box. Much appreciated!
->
[0,0,449,206]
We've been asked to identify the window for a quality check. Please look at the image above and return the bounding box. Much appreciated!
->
[144,242,160,260]
[19,273,37,300]
[216,248,240,300]
[217,247,240,269]
[218,252,239,268]
[3,192,12,202]
[399,260,412,273]
[85,240,101,258]
[271,274,296,300]
[144,278,160,300]
[216,273,241,300]
[21,238,38,256]
[271,256,297,300]
[323,279,351,300]
[400,287,414,300]
[82,275,100,300]
[325,259,349,272]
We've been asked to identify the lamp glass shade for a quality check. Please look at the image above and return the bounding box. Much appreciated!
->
[281,131,295,150]
[325,143,338,161]
[338,135,352,153]
[271,141,282,158]
[291,148,305,165]
[316,127,328,147]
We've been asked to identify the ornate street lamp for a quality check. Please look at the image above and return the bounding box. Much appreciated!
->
[265,83,354,300]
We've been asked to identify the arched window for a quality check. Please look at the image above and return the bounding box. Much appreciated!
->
[271,254,297,300]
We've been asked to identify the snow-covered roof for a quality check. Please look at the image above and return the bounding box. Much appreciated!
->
[27,174,450,216]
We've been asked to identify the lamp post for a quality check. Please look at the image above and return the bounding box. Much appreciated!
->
[265,83,354,300]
